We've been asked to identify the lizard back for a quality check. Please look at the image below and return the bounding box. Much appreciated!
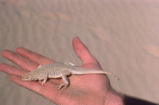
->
[22,62,72,80]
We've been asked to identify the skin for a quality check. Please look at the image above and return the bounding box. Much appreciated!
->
[0,37,123,105]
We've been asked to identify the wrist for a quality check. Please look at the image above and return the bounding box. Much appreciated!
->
[105,90,124,105]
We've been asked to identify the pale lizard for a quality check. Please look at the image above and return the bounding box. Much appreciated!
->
[22,62,112,89]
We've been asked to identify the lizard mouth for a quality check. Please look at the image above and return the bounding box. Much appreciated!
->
[21,74,32,80]
[22,77,30,80]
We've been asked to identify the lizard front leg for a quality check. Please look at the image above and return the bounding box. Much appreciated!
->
[38,75,48,85]
[58,75,69,89]
[41,77,48,85]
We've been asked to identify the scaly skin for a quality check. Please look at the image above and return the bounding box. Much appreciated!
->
[22,62,111,89]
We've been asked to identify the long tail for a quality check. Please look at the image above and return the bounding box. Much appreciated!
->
[70,67,119,79]
[70,68,111,75]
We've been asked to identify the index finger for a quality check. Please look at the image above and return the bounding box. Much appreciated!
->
[16,47,53,65]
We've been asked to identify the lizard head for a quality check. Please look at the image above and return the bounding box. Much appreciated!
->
[22,72,34,80]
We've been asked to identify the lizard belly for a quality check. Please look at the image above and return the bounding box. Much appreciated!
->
[48,75,62,78]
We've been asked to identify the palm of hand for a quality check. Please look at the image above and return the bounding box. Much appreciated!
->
[0,37,111,105]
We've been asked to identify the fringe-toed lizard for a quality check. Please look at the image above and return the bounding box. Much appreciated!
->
[22,62,111,89]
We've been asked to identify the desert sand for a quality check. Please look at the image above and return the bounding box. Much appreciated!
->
[0,0,159,105]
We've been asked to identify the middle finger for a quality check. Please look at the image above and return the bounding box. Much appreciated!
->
[16,47,53,65]
[2,50,38,71]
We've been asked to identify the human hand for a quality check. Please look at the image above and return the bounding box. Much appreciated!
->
[0,37,123,105]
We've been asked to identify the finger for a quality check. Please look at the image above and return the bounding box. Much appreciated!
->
[16,47,53,65]
[10,75,59,101]
[72,37,97,65]
[0,63,26,76]
[1,50,38,71]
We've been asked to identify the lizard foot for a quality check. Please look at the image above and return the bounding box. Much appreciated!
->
[39,77,48,85]
[58,83,68,90]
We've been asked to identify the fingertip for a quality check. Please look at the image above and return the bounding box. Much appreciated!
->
[73,36,80,41]
[72,36,84,51]
[0,63,7,68]
[72,36,80,46]
[16,47,25,52]
[1,49,10,56]
[0,64,6,72]
[72,36,82,58]
[0,63,9,71]
[0,63,8,74]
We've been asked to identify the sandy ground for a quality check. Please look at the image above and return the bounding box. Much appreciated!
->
[0,0,159,105]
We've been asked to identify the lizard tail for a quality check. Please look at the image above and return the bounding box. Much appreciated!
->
[70,68,119,79]
[70,69,111,75]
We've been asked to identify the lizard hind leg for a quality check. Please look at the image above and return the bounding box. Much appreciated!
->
[58,75,69,89]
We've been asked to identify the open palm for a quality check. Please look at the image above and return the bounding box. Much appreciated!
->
[0,37,120,105]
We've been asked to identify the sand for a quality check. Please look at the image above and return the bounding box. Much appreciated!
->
[0,0,159,105]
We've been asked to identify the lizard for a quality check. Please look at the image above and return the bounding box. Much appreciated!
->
[22,62,112,89]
